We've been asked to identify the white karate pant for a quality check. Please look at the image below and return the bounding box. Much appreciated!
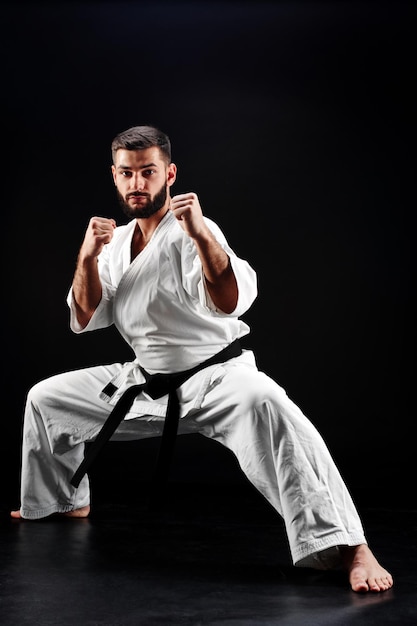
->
[17,351,366,569]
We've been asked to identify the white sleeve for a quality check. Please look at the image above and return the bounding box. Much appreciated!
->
[66,241,117,334]
[66,283,115,333]
[186,218,258,316]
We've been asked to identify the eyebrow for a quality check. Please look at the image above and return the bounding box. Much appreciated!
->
[117,162,158,171]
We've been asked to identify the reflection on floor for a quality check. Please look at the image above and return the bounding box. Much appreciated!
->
[1,480,416,626]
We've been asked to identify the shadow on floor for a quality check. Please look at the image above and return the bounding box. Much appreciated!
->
[1,481,416,625]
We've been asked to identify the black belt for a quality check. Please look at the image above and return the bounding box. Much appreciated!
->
[70,340,242,505]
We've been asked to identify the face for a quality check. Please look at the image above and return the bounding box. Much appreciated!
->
[111,147,176,219]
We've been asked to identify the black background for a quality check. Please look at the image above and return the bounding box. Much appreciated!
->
[2,1,415,511]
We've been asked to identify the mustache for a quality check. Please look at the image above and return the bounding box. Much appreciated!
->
[127,192,150,199]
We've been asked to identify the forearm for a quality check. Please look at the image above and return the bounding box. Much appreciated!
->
[170,193,238,313]
[70,216,116,328]
[72,255,103,328]
[194,229,238,314]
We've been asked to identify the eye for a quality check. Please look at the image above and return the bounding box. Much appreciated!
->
[143,169,156,177]
[121,171,132,177]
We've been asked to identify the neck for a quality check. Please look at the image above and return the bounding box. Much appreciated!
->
[131,207,169,260]
[135,205,169,239]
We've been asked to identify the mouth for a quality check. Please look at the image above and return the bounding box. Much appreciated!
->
[128,194,148,202]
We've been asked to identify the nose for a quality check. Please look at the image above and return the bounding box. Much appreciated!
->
[130,172,145,191]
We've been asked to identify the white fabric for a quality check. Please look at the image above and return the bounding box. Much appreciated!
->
[18,212,367,568]
[67,211,257,373]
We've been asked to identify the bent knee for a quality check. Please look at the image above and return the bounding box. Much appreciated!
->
[26,379,49,407]
[26,374,66,411]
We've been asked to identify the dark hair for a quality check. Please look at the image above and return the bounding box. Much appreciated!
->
[111,125,171,164]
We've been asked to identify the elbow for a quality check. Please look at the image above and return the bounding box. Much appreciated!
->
[75,311,94,330]
[219,291,238,314]
[73,302,96,330]
[207,282,239,315]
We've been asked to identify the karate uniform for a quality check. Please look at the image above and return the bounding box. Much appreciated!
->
[18,210,367,568]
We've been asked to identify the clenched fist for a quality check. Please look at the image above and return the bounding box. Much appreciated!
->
[81,217,117,259]
[170,193,208,239]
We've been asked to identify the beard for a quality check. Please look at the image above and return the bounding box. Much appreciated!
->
[117,183,168,219]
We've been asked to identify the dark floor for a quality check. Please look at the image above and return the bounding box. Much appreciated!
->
[1,479,416,626]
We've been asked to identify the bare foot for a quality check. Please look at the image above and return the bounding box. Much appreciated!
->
[341,544,393,593]
[10,505,90,520]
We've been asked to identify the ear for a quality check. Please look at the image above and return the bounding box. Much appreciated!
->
[111,165,117,185]
[167,163,177,188]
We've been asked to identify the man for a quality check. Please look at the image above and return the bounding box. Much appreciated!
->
[11,125,393,593]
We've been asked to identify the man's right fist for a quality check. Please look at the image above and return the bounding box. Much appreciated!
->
[82,217,116,258]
